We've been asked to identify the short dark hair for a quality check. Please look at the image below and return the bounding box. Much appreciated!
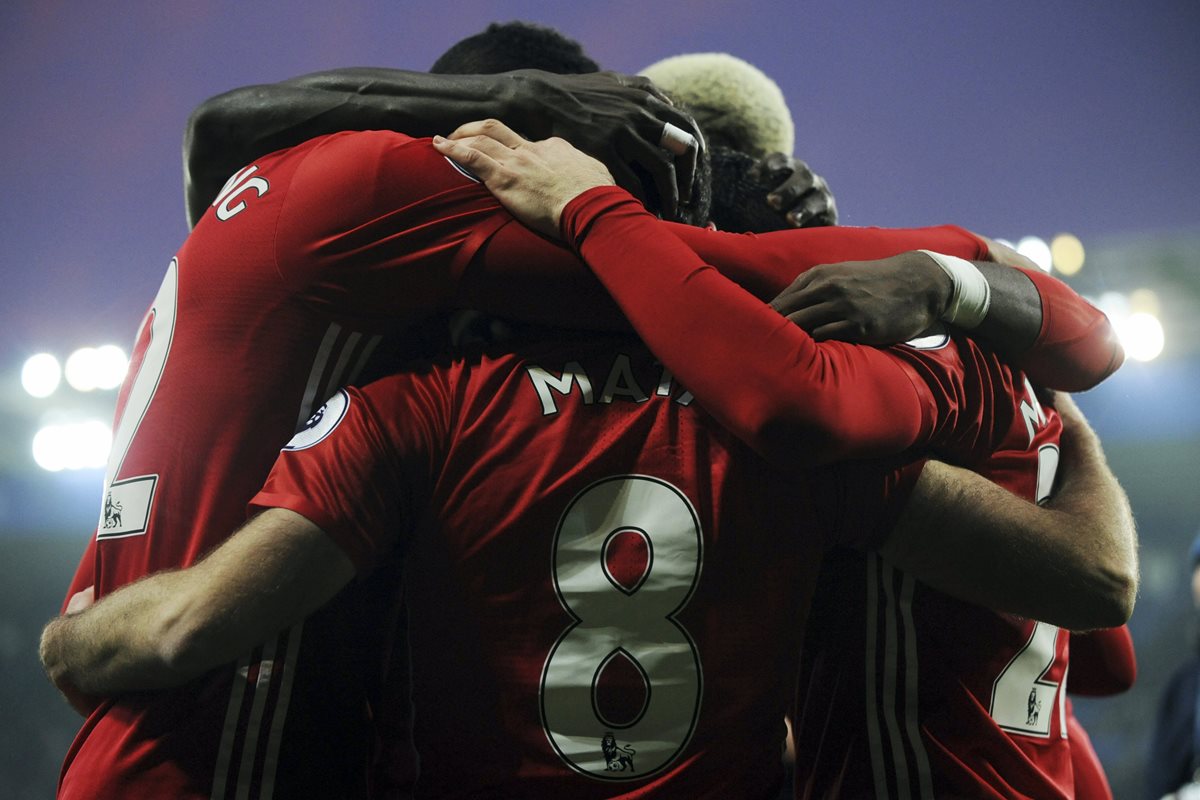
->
[708,146,790,233]
[431,21,600,75]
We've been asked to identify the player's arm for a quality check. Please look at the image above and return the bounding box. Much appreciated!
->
[879,394,1137,631]
[184,68,701,228]
[437,128,1081,465]
[39,509,353,711]
[436,122,1118,422]
[1067,625,1137,696]
[765,240,1123,391]
[463,206,1089,373]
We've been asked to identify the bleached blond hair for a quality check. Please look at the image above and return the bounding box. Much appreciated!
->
[640,52,795,157]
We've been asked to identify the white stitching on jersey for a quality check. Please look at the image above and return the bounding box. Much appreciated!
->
[866,555,890,798]
[898,571,934,797]
[234,637,280,800]
[879,560,912,800]
[211,654,252,800]
[295,324,342,432]
[258,624,305,800]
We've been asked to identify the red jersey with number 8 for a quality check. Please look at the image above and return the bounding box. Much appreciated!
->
[251,335,922,799]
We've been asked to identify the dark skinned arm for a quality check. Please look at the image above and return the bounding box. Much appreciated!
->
[184,68,701,228]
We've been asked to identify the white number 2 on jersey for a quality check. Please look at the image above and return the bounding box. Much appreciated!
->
[988,441,1065,738]
[540,475,703,781]
[96,259,177,539]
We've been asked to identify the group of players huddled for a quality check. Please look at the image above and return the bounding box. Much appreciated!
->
[38,21,1137,800]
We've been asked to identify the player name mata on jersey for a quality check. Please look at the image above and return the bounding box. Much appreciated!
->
[526,353,695,416]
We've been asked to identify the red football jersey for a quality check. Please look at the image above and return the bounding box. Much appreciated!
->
[56,132,1117,798]
[540,188,1097,799]
[251,334,922,799]
[791,377,1072,799]
[58,130,511,800]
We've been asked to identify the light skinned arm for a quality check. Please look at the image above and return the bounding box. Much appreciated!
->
[184,68,701,228]
[880,394,1138,631]
[39,509,353,707]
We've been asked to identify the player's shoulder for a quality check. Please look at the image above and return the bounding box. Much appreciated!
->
[286,129,480,206]
[303,128,421,151]
[891,324,1015,382]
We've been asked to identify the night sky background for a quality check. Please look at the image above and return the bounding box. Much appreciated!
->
[1,1,1197,796]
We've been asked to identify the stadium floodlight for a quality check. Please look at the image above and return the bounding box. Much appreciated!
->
[1129,288,1161,316]
[65,347,102,392]
[32,421,112,472]
[1049,233,1084,276]
[1118,312,1165,362]
[1016,236,1053,272]
[22,353,62,398]
[94,344,129,390]
[1096,291,1130,320]
[64,344,128,391]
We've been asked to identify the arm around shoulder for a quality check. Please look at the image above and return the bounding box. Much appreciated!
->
[40,509,355,699]
[879,395,1137,630]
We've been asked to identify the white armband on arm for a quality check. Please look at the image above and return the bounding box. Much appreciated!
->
[920,250,991,329]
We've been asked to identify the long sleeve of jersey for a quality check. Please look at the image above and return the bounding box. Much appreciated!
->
[469,194,1119,391]
[1016,267,1124,389]
[1067,625,1137,697]
[559,186,946,466]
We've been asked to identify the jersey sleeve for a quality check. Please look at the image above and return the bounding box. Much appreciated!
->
[559,186,941,467]
[274,131,512,332]
[468,205,1117,394]
[61,536,98,613]
[1067,625,1137,696]
[1014,267,1124,390]
[249,375,448,572]
[460,212,990,331]
[814,458,928,551]
[665,223,1122,391]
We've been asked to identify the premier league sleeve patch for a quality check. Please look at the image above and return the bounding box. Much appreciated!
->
[284,389,350,451]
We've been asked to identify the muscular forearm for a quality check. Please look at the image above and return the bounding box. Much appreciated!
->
[1042,407,1138,621]
[880,418,1137,631]
[41,568,195,695]
[187,69,704,228]
[40,509,355,696]
[185,70,526,227]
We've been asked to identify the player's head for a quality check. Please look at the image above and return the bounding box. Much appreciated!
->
[639,52,804,233]
[705,146,787,233]
[639,52,795,158]
[431,21,600,75]
[430,22,711,225]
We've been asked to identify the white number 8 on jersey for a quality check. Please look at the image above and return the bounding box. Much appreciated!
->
[540,475,704,781]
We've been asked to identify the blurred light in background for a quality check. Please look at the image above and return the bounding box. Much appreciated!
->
[1095,290,1166,362]
[64,346,128,392]
[1119,312,1166,362]
[21,353,62,398]
[92,345,129,390]
[1016,235,1052,272]
[1050,233,1085,276]
[32,421,111,472]
[1129,287,1161,315]
[18,343,126,471]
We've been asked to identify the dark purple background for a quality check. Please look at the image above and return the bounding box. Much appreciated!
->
[2,0,1197,357]
[1,4,1197,796]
